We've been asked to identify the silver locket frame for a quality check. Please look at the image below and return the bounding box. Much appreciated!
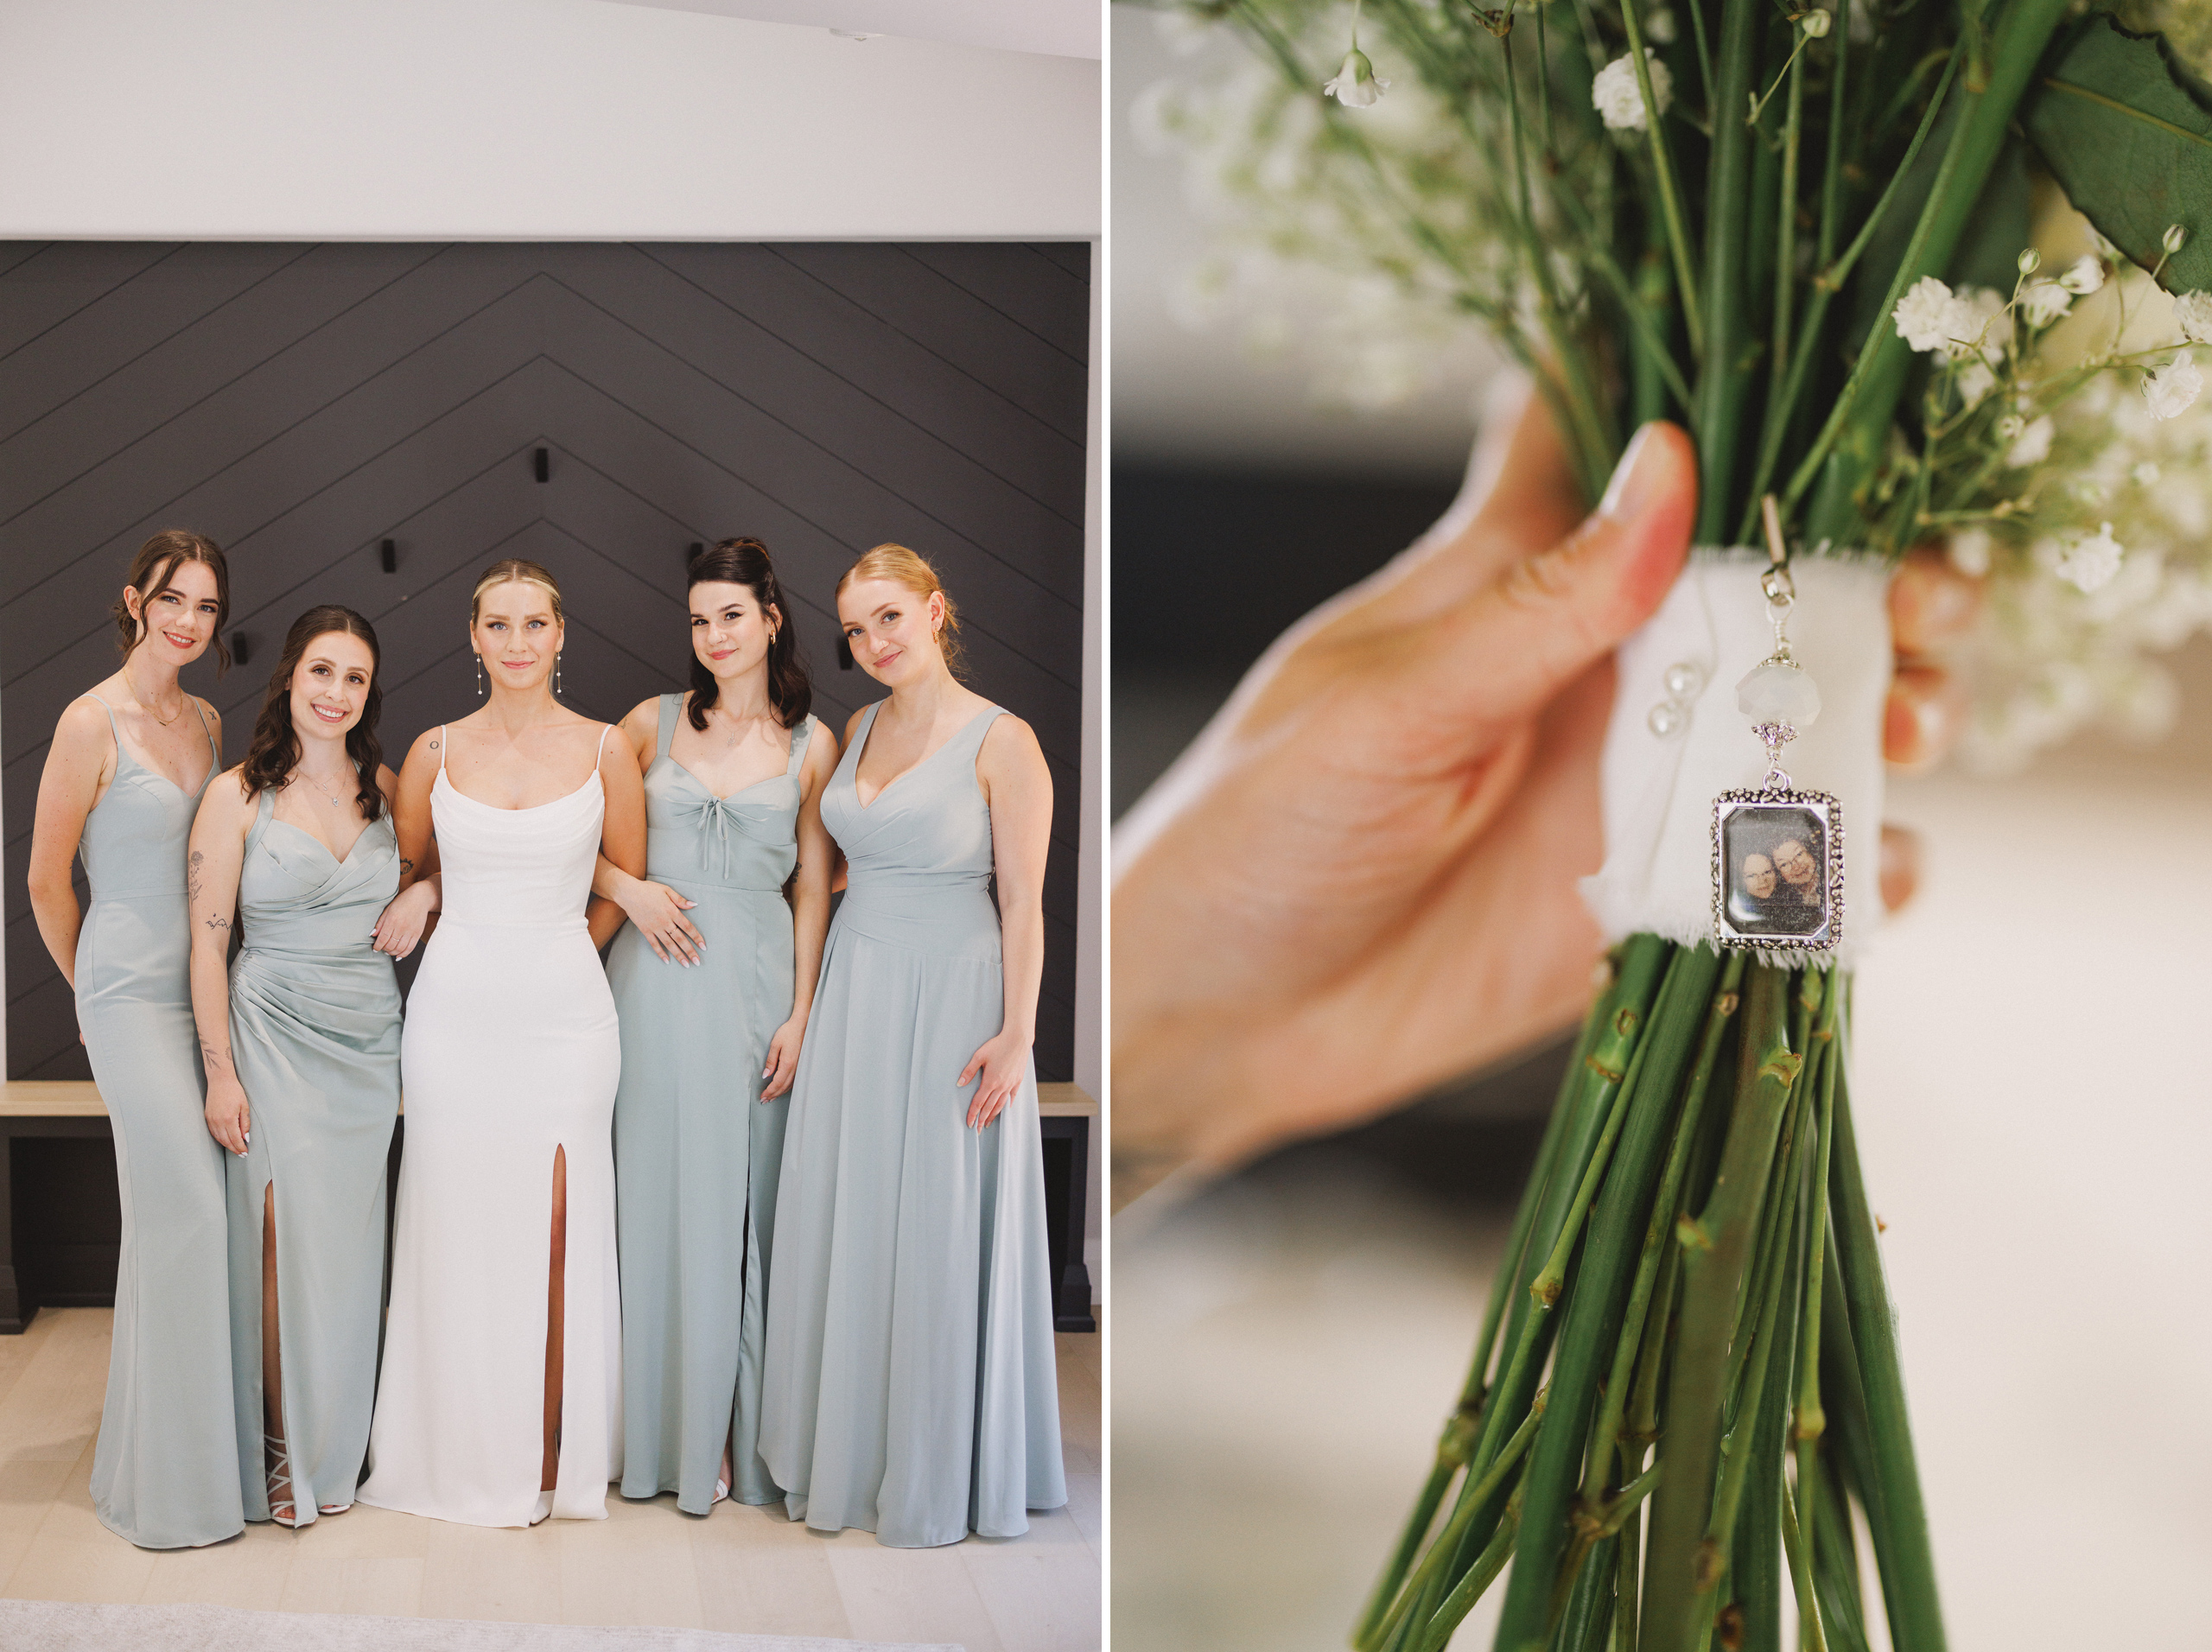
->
[1712,789,1844,953]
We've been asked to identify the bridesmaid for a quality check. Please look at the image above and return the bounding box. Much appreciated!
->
[25,530,242,1548]
[759,543,1067,1547]
[188,607,402,1529]
[596,539,839,1515]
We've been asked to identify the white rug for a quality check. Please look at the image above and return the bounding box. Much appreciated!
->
[0,1599,963,1652]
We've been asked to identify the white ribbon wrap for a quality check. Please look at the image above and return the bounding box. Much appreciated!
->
[1579,550,1894,964]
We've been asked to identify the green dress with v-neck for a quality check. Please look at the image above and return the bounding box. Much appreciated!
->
[221,786,402,1525]
[608,696,817,1513]
[72,694,243,1548]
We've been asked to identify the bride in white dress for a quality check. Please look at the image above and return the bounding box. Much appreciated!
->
[360,558,648,1526]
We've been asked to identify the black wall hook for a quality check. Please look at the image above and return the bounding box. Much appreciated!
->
[380,538,397,573]
[232,632,251,664]
[685,541,703,569]
[533,447,550,483]
[836,633,854,670]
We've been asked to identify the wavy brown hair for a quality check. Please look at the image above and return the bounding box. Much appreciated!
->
[239,607,385,820]
[112,530,231,673]
[686,538,812,731]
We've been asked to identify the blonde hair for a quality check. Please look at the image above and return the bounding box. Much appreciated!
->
[469,557,564,626]
[836,543,963,674]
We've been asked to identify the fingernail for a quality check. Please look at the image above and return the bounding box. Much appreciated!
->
[1598,423,1662,520]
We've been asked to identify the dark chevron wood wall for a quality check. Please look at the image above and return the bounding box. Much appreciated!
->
[2,241,1090,1083]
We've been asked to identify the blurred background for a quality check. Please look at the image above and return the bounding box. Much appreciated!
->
[1111,7,2212,1649]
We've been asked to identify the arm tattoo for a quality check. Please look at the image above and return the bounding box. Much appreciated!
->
[186,848,203,907]
[399,857,415,874]
[199,1038,230,1077]
[203,913,231,932]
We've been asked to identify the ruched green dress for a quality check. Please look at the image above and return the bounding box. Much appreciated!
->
[73,694,243,1549]
[222,787,402,1524]
[610,696,816,1514]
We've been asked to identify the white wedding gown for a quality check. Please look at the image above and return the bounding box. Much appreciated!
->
[359,729,622,1526]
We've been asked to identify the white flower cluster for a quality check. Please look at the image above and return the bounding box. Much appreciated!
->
[1592,51,1673,132]
[1950,257,2212,772]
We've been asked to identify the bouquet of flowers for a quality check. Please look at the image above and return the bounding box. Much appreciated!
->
[1129,0,2212,1647]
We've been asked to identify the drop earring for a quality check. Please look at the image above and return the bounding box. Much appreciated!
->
[474,654,484,697]
[555,652,563,696]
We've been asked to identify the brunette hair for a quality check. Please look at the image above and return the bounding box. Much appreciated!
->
[239,607,386,821]
[112,530,231,673]
[835,543,963,677]
[469,557,564,624]
[686,538,811,731]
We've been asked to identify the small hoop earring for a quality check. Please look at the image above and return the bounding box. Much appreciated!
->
[474,655,484,697]
[555,652,563,696]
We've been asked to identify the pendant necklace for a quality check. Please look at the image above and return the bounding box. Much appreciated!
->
[1712,498,1845,953]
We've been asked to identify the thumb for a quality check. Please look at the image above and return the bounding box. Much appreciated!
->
[1413,420,1697,734]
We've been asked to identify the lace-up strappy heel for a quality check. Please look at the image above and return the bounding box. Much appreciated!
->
[266,1433,299,1528]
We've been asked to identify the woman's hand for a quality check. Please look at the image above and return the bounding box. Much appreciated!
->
[372,881,438,959]
[1111,378,1983,1187]
[762,1014,805,1101]
[957,1030,1030,1130]
[205,1074,251,1157]
[618,877,704,965]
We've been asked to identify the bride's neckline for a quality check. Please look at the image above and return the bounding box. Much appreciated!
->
[434,767,598,814]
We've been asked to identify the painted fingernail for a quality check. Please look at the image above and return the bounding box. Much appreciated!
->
[1598,423,1663,519]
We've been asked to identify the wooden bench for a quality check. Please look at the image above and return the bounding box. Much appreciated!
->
[0,1079,1097,1335]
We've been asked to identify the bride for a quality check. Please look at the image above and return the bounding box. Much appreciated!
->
[359,558,646,1526]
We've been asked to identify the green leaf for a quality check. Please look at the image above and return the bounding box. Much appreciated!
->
[2022,14,2212,292]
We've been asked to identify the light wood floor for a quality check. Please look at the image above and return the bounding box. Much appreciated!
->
[0,1308,1099,1650]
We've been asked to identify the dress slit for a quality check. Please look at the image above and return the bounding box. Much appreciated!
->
[543,1144,569,1496]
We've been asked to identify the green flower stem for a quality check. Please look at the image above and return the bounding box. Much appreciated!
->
[1815,23,1848,273]
[1555,187,1695,415]
[1812,1456,1871,1652]
[1778,1486,1832,1652]
[1691,0,1764,540]
[1584,956,1748,1502]
[1638,966,1802,1652]
[1792,981,1842,1646]
[1560,1534,1621,1652]
[1615,0,1705,359]
[1414,1492,1526,1652]
[1493,944,1724,1652]
[1354,979,1613,1651]
[1733,46,1962,543]
[1614,1479,1644,1652]
[1797,0,2072,544]
[1370,1395,1550,1651]
[1769,40,1806,436]
[1827,1045,1948,1651]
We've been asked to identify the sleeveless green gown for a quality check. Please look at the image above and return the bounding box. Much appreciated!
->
[609,696,815,1514]
[221,786,402,1524]
[73,694,243,1548]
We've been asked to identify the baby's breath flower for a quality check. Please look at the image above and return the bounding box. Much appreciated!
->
[1592,50,1672,130]
[1892,276,1957,353]
[1948,526,1993,577]
[2058,255,2105,295]
[1646,8,1677,42]
[2164,224,2189,255]
[1956,360,1997,409]
[2007,414,2056,467]
[1948,286,2011,363]
[1323,48,1390,107]
[1801,9,1832,36]
[2018,280,2072,328]
[2017,248,2042,276]
[2056,522,2124,593]
[2133,461,2162,486]
[2143,352,2202,420]
[2174,290,2212,346]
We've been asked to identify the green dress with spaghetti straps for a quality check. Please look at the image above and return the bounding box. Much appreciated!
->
[72,694,244,1548]
[220,785,402,1524]
[608,696,816,1514]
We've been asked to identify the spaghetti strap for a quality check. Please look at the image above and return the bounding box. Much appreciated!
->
[244,786,278,856]
[594,723,613,764]
[437,727,448,772]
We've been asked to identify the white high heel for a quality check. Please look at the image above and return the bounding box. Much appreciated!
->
[265,1433,299,1529]
[530,1490,553,1526]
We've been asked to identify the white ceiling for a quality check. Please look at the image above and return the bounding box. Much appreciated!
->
[600,0,1099,59]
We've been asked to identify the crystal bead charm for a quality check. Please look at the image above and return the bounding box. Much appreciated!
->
[1734,659,1821,725]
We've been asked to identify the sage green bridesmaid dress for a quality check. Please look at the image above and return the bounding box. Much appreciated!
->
[72,695,244,1548]
[222,787,402,1525]
[759,703,1066,1548]
[610,696,815,1514]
